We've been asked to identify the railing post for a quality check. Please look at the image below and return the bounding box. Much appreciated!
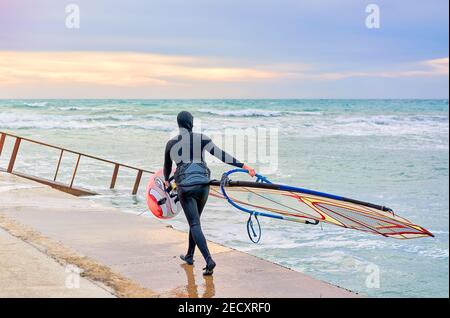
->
[54,149,64,181]
[69,154,81,188]
[0,133,5,157]
[132,170,143,195]
[110,164,119,189]
[7,137,21,173]
[0,131,155,196]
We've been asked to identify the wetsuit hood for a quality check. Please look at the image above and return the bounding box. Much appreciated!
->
[177,111,193,132]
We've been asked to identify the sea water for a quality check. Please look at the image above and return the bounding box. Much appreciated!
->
[0,99,448,297]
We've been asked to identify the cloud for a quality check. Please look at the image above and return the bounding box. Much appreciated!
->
[0,51,279,87]
[0,52,447,92]
[421,57,449,75]
[290,57,449,80]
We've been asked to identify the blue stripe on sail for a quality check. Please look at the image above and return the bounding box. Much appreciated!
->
[276,184,344,201]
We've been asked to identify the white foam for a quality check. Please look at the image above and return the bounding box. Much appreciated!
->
[198,108,322,117]
[23,101,48,107]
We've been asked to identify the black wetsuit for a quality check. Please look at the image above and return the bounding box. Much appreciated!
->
[164,111,243,263]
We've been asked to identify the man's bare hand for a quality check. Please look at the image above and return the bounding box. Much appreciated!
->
[243,164,257,177]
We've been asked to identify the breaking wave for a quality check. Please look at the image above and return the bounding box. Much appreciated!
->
[198,108,322,117]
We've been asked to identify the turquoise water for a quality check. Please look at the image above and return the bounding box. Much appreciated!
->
[0,99,448,297]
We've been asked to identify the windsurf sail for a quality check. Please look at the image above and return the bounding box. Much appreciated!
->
[209,169,433,242]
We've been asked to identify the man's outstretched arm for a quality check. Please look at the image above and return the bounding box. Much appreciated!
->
[204,137,256,176]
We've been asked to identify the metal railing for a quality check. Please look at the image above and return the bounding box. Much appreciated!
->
[0,131,154,196]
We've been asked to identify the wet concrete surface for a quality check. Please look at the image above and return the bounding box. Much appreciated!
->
[0,172,358,297]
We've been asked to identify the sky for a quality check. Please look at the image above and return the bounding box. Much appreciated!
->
[0,0,448,99]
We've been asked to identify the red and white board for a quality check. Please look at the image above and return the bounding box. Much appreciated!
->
[146,168,181,219]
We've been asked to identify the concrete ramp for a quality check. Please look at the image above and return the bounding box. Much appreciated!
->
[0,172,358,298]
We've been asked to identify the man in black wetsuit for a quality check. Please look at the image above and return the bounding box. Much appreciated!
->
[163,111,256,275]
